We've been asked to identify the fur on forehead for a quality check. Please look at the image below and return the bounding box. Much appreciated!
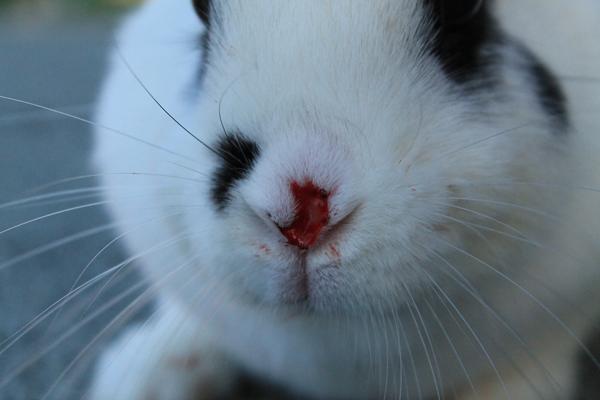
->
[202,0,448,117]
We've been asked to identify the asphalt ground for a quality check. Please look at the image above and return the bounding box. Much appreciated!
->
[0,13,151,400]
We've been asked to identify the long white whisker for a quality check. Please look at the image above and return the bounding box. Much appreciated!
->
[0,197,206,238]
[429,249,565,395]
[426,200,529,239]
[0,103,93,126]
[40,249,217,400]
[429,231,600,372]
[423,297,479,399]
[418,264,510,399]
[0,227,197,355]
[0,222,119,272]
[401,283,443,400]
[0,200,110,236]
[14,171,209,200]
[0,275,149,389]
[442,123,532,158]
[440,196,560,222]
[0,229,196,358]
[45,211,187,335]
[0,95,200,164]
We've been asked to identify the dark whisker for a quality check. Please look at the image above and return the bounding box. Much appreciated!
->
[0,95,200,164]
[114,47,221,157]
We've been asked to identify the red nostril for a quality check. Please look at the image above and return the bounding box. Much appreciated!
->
[278,180,329,249]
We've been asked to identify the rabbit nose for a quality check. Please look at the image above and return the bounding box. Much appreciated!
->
[276,180,330,249]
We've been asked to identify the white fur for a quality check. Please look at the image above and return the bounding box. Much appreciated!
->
[93,1,600,398]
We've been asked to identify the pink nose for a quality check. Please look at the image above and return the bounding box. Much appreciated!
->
[278,180,329,249]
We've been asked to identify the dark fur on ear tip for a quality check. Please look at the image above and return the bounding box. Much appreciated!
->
[192,0,211,27]
[424,0,498,83]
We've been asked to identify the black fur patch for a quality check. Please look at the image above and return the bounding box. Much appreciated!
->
[426,1,569,129]
[211,134,261,210]
[192,0,211,28]
[528,60,569,128]
[192,0,212,84]
[573,323,600,399]
[511,41,569,129]
[424,0,498,83]
[222,370,316,400]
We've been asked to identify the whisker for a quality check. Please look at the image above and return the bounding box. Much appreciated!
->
[0,197,206,238]
[46,247,253,398]
[431,211,539,248]
[452,180,600,195]
[440,196,560,222]
[15,171,208,199]
[0,228,207,390]
[386,303,405,398]
[428,249,564,396]
[0,95,199,164]
[398,312,422,399]
[40,250,214,400]
[45,211,187,335]
[429,231,600,373]
[401,283,444,400]
[0,229,195,358]
[0,103,93,127]
[423,297,479,399]
[416,259,510,399]
[0,221,119,272]
[442,123,532,158]
[73,212,186,313]
[0,187,104,210]
[0,262,126,357]
[426,200,529,239]
[114,47,220,157]
[0,200,110,236]
[375,300,392,399]
[166,161,211,178]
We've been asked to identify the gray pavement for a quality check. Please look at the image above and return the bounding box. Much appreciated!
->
[0,13,150,400]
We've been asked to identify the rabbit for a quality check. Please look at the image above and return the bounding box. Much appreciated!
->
[89,0,600,398]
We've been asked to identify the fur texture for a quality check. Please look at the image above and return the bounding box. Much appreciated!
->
[91,1,600,398]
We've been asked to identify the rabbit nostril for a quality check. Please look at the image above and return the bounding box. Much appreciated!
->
[277,180,329,249]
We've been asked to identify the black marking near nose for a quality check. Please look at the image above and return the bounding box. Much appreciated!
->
[211,133,260,210]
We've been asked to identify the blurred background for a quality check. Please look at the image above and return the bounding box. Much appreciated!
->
[0,1,151,399]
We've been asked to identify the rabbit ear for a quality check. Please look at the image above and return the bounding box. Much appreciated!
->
[424,0,496,83]
[192,0,211,27]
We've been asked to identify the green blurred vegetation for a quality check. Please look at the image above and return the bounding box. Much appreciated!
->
[0,0,141,12]
[63,0,141,9]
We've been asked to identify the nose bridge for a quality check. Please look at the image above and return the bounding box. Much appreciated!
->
[277,180,330,249]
